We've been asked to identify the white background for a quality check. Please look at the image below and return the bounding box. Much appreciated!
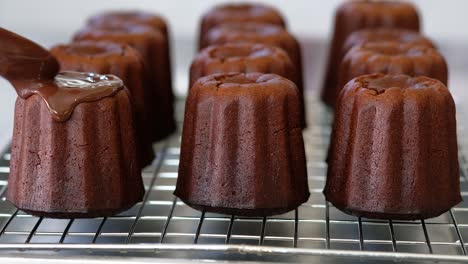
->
[1,0,467,43]
[0,0,467,149]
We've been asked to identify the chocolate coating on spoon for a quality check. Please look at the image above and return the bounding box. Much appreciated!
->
[0,27,59,94]
[0,27,124,121]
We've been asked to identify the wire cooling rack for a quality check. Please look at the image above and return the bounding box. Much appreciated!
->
[0,98,468,263]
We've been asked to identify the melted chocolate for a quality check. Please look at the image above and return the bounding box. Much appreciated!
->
[0,27,123,122]
[43,71,123,121]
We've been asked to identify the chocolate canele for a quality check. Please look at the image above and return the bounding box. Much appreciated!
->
[324,74,460,220]
[88,11,170,38]
[322,28,435,107]
[1,27,144,218]
[175,72,309,216]
[333,42,447,105]
[342,28,435,57]
[74,24,175,142]
[86,11,173,97]
[201,23,305,126]
[51,41,155,167]
[198,3,286,48]
[10,73,144,218]
[322,0,420,107]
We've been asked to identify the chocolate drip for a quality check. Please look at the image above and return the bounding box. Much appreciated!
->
[42,71,123,121]
[0,27,123,122]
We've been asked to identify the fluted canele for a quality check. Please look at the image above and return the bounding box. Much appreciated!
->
[200,23,305,127]
[322,0,420,107]
[322,28,435,107]
[8,89,144,218]
[86,11,173,96]
[331,42,448,107]
[51,41,155,168]
[74,24,176,142]
[324,74,460,220]
[198,3,286,48]
[175,72,309,216]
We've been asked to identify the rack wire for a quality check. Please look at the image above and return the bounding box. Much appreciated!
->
[0,98,468,263]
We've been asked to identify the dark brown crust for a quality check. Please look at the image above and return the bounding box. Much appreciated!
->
[198,3,285,48]
[175,73,309,217]
[324,74,461,220]
[74,24,175,142]
[51,41,154,168]
[321,0,420,107]
[8,90,144,218]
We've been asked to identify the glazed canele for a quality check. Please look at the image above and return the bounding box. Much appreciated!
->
[86,11,173,94]
[8,72,145,218]
[322,0,420,107]
[74,24,175,141]
[50,41,155,167]
[330,42,448,107]
[324,74,460,220]
[198,3,286,48]
[201,23,305,123]
[175,72,310,216]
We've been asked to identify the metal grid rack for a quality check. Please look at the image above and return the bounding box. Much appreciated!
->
[0,98,468,263]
